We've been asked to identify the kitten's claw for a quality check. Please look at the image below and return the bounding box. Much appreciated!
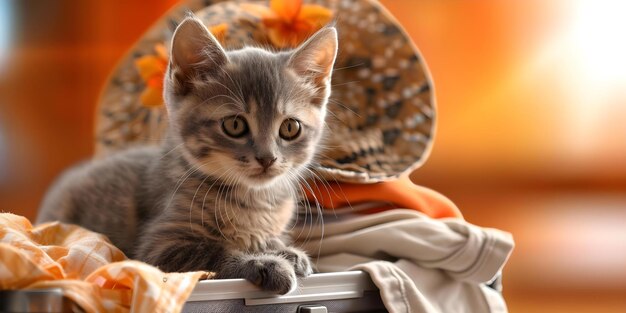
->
[276,247,313,277]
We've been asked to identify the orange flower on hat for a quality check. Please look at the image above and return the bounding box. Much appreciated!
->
[244,0,333,48]
[208,23,228,43]
[135,43,168,108]
[134,24,228,108]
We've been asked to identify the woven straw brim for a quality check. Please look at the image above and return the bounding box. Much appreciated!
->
[95,0,435,184]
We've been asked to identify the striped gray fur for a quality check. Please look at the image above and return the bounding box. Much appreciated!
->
[37,17,338,294]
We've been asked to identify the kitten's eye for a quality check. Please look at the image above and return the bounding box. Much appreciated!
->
[222,116,249,138]
[279,118,301,141]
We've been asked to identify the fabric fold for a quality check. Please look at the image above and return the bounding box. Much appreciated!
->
[293,209,514,313]
[297,209,513,283]
[0,213,204,313]
[351,261,437,313]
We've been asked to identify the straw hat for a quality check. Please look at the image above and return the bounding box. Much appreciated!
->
[95,0,435,183]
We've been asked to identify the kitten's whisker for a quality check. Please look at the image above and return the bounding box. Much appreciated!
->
[203,79,247,112]
[284,172,303,233]
[306,168,337,258]
[301,173,326,263]
[159,142,185,160]
[319,109,347,128]
[304,168,340,217]
[292,171,316,240]
[229,173,244,237]
[217,66,247,107]
[210,167,241,241]
[218,171,239,237]
[173,158,223,229]
[295,170,325,261]
[214,172,231,238]
[306,167,354,222]
[319,97,362,119]
[293,175,312,243]
[164,158,208,214]
[286,172,300,225]
[303,168,334,208]
[201,169,229,230]
[332,63,365,72]
[214,178,228,240]
[224,172,240,241]
[189,162,230,231]
[188,91,243,117]
[293,174,313,242]
[190,173,211,234]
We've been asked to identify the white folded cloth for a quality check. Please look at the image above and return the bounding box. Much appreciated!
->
[292,209,514,313]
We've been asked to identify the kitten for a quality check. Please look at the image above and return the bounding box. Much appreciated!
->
[36,17,338,294]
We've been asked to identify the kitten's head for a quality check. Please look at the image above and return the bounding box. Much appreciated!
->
[164,17,337,188]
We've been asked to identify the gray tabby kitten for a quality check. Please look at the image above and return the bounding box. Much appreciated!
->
[37,17,338,294]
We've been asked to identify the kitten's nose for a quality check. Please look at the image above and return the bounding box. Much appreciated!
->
[255,156,277,170]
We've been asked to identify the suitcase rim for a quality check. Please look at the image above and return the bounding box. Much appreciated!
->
[188,270,378,305]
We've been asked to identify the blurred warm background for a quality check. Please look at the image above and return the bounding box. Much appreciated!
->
[1,0,625,312]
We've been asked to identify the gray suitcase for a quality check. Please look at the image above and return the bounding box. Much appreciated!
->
[183,271,385,313]
[0,271,384,313]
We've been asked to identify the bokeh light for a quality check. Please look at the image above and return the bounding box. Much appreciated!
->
[522,0,626,166]
[0,0,11,71]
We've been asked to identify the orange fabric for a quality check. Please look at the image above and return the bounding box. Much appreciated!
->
[0,213,206,313]
[304,175,463,219]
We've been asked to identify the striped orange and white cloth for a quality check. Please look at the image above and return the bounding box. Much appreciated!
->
[0,213,208,313]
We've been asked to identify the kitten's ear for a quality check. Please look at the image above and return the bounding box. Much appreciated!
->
[288,27,338,86]
[169,16,227,94]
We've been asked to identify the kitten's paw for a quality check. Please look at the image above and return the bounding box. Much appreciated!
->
[275,247,313,277]
[243,255,297,294]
